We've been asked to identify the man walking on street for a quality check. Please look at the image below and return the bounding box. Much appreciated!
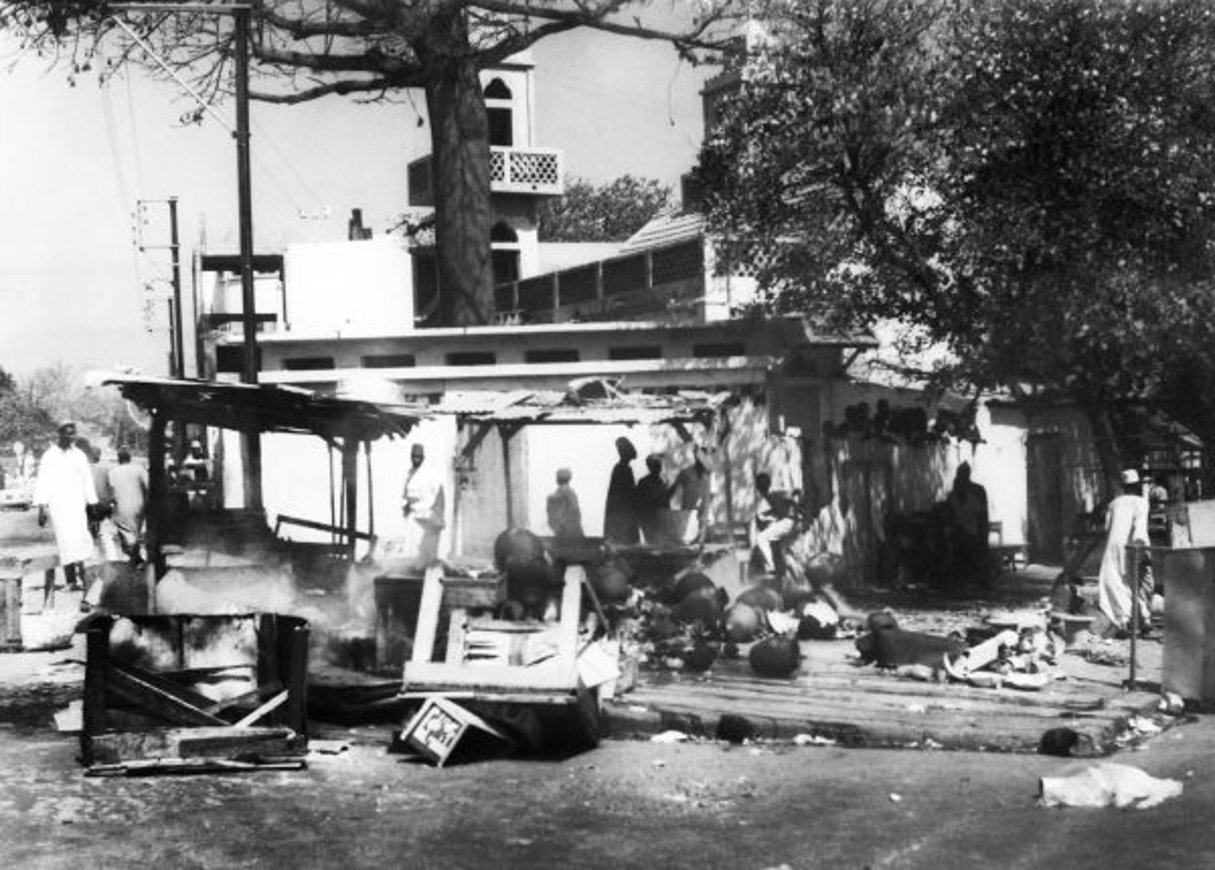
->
[34,422,98,590]
[107,449,149,566]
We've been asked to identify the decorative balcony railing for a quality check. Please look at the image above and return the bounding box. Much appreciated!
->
[408,146,564,206]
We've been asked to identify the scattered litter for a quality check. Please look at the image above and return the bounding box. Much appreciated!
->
[906,703,927,714]
[1039,763,1183,809]
[793,733,836,747]
[1158,692,1185,715]
[652,759,667,768]
[52,700,82,733]
[308,739,351,755]
[1126,716,1162,737]
[889,793,903,803]
[650,730,689,744]
[895,664,936,682]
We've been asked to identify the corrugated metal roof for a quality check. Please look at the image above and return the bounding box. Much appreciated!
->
[617,210,706,255]
[431,378,731,426]
[99,374,426,442]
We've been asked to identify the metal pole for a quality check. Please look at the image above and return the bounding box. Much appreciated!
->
[234,6,262,510]
[168,197,184,378]
[1128,544,1140,691]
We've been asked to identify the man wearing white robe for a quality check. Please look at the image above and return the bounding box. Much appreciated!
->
[34,422,98,589]
[1097,469,1151,636]
[401,443,445,568]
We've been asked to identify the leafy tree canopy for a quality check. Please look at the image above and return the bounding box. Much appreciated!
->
[538,175,672,242]
[696,0,1215,476]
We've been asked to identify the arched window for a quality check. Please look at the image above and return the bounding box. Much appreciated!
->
[484,77,514,147]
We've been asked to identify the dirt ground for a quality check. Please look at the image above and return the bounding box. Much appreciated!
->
[0,645,1212,870]
[3,507,1212,868]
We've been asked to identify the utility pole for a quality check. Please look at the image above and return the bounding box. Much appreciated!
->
[233,4,262,510]
[135,197,184,378]
[113,2,261,510]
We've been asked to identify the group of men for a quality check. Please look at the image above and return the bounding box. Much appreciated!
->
[598,437,715,547]
[544,438,714,547]
[32,421,149,591]
[543,436,800,580]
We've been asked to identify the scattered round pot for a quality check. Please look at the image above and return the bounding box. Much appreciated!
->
[673,593,722,627]
[735,585,784,613]
[593,562,632,604]
[664,571,715,605]
[682,641,718,673]
[749,635,801,678]
[723,603,763,643]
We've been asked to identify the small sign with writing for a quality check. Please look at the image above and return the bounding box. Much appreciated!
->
[401,697,511,767]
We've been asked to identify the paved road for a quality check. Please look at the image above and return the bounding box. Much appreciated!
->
[0,649,1210,870]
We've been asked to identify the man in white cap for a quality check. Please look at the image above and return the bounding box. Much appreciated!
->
[34,421,99,590]
[401,442,445,567]
[1097,468,1151,637]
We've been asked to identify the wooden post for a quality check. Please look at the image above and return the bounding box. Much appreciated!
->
[364,440,375,549]
[411,564,445,664]
[284,619,309,738]
[501,424,513,528]
[341,439,359,560]
[146,414,167,614]
[81,618,111,763]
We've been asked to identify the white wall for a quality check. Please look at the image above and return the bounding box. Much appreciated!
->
[283,237,414,335]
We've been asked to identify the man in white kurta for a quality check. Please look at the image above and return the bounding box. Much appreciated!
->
[34,422,98,588]
[401,443,445,568]
[1097,469,1150,634]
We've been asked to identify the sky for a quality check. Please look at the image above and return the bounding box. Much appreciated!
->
[0,18,712,378]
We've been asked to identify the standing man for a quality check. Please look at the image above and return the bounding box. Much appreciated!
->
[34,422,98,590]
[1098,469,1151,637]
[669,441,714,544]
[947,462,991,587]
[107,449,149,566]
[546,468,585,539]
[401,442,445,568]
[604,436,640,545]
[635,453,672,544]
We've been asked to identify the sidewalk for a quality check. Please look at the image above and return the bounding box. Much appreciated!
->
[602,564,1170,753]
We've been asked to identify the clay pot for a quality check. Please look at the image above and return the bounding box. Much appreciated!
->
[682,641,718,673]
[664,571,715,605]
[673,593,722,627]
[749,635,801,678]
[723,603,763,643]
[735,585,784,613]
[593,562,632,604]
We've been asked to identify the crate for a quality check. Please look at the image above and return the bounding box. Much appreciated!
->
[79,613,309,771]
[374,571,505,669]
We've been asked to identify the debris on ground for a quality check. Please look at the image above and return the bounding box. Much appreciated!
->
[1039,763,1183,809]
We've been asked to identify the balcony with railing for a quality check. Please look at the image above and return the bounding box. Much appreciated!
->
[408,146,564,207]
[494,238,707,324]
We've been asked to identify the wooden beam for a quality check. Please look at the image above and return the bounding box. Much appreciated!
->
[410,565,445,665]
[234,690,289,728]
[105,666,228,727]
[201,680,283,716]
[110,659,219,711]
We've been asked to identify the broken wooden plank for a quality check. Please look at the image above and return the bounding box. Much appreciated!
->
[85,725,302,766]
[86,757,306,777]
[110,659,220,712]
[234,690,289,728]
[104,665,228,728]
[202,681,284,716]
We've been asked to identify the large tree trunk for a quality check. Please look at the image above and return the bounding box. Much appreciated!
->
[421,12,494,327]
[1086,400,1124,500]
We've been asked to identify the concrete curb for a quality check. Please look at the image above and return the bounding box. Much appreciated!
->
[601,691,1169,754]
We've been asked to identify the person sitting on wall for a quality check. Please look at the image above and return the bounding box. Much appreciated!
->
[752,471,799,584]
